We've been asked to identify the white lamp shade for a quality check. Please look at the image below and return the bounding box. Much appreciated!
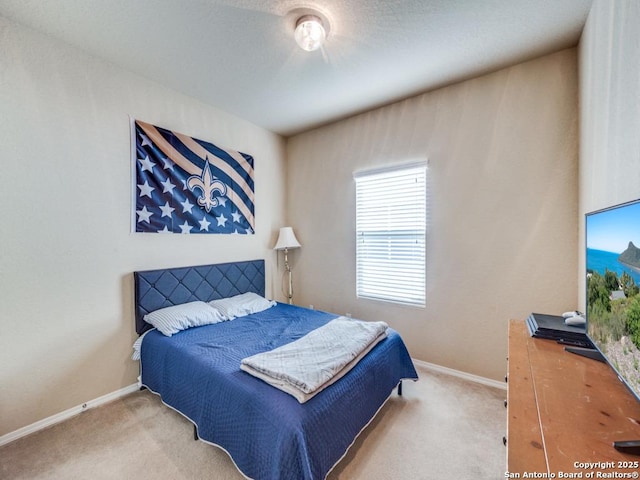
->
[274,227,301,250]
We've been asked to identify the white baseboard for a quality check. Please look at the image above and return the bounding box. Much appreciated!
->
[0,383,139,447]
[412,358,507,390]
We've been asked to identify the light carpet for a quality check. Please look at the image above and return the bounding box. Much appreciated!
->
[0,365,507,479]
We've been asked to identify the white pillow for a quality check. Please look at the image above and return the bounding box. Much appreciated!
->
[143,301,224,336]
[208,292,276,320]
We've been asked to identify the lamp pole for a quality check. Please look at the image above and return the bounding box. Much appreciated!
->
[284,247,293,304]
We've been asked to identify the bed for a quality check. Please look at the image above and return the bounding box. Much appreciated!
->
[134,259,418,480]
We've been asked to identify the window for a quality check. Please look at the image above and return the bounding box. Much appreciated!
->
[354,162,426,307]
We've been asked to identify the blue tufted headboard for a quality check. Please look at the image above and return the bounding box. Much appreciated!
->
[134,259,265,334]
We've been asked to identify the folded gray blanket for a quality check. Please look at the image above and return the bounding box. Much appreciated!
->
[240,316,388,403]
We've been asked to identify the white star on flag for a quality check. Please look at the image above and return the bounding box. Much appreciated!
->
[179,221,193,234]
[137,206,153,223]
[140,134,153,147]
[138,181,154,198]
[180,198,194,213]
[161,156,175,171]
[199,217,211,231]
[160,202,175,218]
[139,155,155,172]
[161,178,176,194]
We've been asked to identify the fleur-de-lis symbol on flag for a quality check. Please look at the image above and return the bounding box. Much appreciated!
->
[187,158,227,213]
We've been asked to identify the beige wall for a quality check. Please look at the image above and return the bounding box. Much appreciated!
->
[0,17,286,437]
[578,0,640,308]
[287,49,579,381]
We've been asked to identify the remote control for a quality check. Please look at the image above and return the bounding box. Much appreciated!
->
[565,315,586,326]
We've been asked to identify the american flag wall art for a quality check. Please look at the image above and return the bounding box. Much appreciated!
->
[131,119,255,234]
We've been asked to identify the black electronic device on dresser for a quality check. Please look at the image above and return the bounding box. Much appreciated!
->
[526,312,588,346]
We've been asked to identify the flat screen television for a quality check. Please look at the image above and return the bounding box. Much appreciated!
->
[585,198,640,454]
[586,198,640,400]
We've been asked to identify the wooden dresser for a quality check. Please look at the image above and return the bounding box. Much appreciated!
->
[506,319,640,475]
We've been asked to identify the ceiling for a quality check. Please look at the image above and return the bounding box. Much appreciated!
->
[0,0,593,137]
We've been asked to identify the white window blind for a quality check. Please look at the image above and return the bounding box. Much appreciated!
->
[354,162,426,307]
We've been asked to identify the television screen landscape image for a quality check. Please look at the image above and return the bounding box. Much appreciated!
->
[586,199,640,401]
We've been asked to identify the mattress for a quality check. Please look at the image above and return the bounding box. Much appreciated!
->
[140,302,418,480]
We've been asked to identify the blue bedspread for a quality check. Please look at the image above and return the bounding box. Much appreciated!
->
[140,303,418,480]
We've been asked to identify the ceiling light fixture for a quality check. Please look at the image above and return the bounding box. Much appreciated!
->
[294,14,327,52]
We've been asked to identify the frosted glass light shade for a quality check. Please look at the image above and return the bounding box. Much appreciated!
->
[274,227,301,250]
[294,15,326,52]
